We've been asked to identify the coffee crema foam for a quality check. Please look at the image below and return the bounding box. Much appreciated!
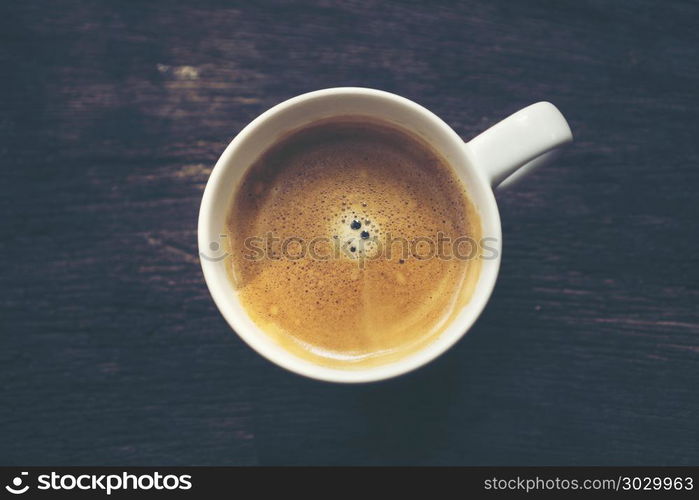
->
[226,117,482,368]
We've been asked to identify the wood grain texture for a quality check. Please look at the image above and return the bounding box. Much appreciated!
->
[0,0,697,465]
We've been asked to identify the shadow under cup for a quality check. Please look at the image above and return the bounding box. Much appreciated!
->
[198,88,502,383]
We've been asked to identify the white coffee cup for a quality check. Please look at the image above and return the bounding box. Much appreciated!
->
[198,87,572,383]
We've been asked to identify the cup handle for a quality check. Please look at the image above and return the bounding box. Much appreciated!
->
[465,102,573,188]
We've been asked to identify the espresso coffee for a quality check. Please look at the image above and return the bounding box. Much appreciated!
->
[225,117,482,368]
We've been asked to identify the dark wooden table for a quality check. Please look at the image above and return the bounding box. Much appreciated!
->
[1,0,697,466]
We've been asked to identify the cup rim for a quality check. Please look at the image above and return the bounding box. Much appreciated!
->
[198,87,502,383]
